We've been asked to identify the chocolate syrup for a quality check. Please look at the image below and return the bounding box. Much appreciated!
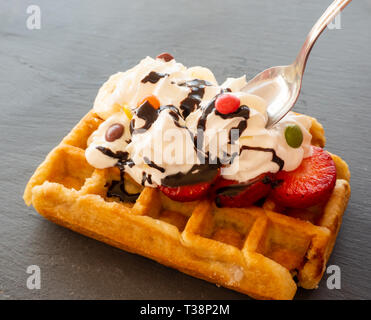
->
[240,146,284,170]
[178,79,212,118]
[141,71,169,84]
[161,163,219,187]
[159,105,182,120]
[130,101,158,134]
[216,105,250,144]
[194,98,216,148]
[141,172,152,186]
[97,147,140,203]
[130,103,186,136]
[195,88,232,141]
[96,146,129,160]
[107,177,141,202]
[144,156,165,173]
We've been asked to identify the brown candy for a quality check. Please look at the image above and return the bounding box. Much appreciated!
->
[105,123,124,142]
[156,52,174,62]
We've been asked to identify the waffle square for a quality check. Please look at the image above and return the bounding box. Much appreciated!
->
[24,110,351,300]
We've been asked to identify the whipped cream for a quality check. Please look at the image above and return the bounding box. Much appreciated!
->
[226,111,312,182]
[126,106,199,186]
[85,111,131,169]
[86,56,313,191]
[185,90,268,168]
[94,56,220,120]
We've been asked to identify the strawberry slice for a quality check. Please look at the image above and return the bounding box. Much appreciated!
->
[159,170,220,202]
[212,173,275,208]
[271,146,336,208]
[159,180,213,202]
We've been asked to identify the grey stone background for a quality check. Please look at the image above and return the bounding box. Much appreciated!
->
[0,0,370,299]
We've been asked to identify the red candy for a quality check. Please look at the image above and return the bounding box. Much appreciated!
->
[215,94,240,114]
[156,52,174,62]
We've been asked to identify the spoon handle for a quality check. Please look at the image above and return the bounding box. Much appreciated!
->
[295,0,352,72]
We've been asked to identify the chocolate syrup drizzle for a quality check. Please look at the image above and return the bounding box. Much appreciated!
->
[141,71,169,84]
[178,79,212,118]
[215,105,250,144]
[96,146,129,160]
[96,147,140,202]
[161,163,220,187]
[144,156,165,173]
[130,101,158,134]
[240,145,284,171]
[107,175,141,202]
[130,103,188,135]
[141,172,152,186]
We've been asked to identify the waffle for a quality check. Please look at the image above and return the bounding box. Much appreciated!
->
[23,110,351,300]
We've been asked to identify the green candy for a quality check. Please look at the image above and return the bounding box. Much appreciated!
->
[284,124,303,148]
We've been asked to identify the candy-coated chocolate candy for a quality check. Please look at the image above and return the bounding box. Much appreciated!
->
[156,52,174,62]
[122,105,133,120]
[138,95,161,109]
[284,124,303,148]
[105,123,124,142]
[215,94,240,114]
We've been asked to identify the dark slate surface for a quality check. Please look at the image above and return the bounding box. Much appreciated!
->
[1,0,370,300]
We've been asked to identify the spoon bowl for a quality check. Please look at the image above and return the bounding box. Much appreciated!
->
[242,0,352,129]
[243,64,302,129]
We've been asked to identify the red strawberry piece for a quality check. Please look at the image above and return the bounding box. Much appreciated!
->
[159,180,212,202]
[159,170,220,202]
[156,52,174,62]
[215,94,240,114]
[271,146,336,209]
[212,173,275,208]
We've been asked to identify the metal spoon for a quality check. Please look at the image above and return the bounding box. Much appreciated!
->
[243,0,352,129]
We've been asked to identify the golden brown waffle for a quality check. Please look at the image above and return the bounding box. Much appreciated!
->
[23,110,351,300]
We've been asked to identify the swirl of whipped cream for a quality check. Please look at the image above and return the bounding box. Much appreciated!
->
[86,55,313,191]
[85,111,131,169]
[186,86,267,165]
[126,106,199,187]
[93,56,220,120]
[222,111,312,182]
